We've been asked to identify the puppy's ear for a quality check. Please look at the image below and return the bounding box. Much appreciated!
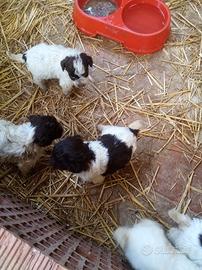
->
[44,117,63,139]
[28,115,45,127]
[80,53,93,67]
[28,115,62,135]
[129,129,139,136]
[71,135,84,148]
[64,135,92,173]
[28,115,63,146]
[61,58,66,71]
[61,56,74,71]
[28,115,40,124]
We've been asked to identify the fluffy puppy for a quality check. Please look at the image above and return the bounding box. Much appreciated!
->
[7,43,93,95]
[0,115,63,175]
[113,219,200,270]
[51,120,143,184]
[168,208,202,268]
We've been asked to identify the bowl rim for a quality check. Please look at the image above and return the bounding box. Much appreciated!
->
[121,0,171,37]
[74,0,171,37]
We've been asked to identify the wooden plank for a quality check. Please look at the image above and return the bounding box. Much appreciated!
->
[0,228,67,270]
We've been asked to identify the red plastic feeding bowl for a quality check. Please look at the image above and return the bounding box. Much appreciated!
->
[73,0,171,54]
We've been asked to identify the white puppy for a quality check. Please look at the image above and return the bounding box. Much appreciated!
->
[113,219,200,270]
[51,120,143,184]
[168,208,202,268]
[0,115,63,175]
[7,43,93,95]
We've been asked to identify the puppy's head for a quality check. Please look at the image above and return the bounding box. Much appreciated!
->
[51,135,94,173]
[28,115,63,147]
[60,53,93,87]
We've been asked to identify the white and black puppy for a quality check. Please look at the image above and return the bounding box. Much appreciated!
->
[51,120,143,184]
[0,115,63,175]
[7,43,93,95]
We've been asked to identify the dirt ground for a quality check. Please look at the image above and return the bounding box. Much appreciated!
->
[0,0,201,248]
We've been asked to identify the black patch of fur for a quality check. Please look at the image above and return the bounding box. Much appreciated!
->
[60,53,93,81]
[99,134,133,175]
[51,135,95,173]
[80,53,93,77]
[129,128,139,136]
[28,115,63,147]
[60,56,79,81]
[22,53,27,62]
[199,234,202,247]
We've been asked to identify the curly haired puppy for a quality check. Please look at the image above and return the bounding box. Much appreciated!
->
[0,115,63,175]
[7,43,93,95]
[51,120,143,184]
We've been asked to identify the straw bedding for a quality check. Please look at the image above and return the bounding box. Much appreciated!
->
[0,0,201,248]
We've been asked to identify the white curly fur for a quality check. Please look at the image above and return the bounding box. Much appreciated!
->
[168,209,202,268]
[0,120,34,156]
[7,43,91,95]
[113,219,200,270]
[0,119,41,175]
[77,140,108,184]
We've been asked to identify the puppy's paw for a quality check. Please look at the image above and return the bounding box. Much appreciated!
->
[62,88,71,96]
[92,175,105,184]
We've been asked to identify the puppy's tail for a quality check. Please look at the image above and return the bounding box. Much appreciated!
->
[6,51,26,63]
[128,120,144,136]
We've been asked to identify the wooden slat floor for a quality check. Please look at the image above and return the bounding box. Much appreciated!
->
[0,228,67,270]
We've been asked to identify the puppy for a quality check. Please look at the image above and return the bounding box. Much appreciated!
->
[168,208,202,268]
[7,43,93,95]
[113,219,200,270]
[0,115,63,175]
[51,120,143,184]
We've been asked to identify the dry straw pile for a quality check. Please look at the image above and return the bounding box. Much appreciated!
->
[0,0,201,248]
